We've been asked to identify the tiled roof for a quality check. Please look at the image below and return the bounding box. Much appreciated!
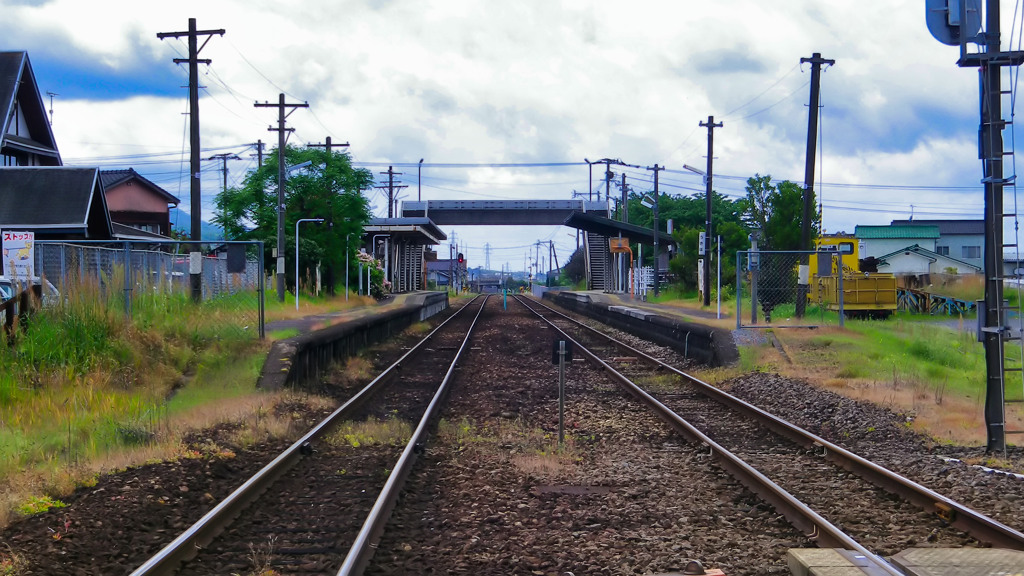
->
[100,168,180,204]
[0,167,112,238]
[855,225,940,239]
[890,219,984,235]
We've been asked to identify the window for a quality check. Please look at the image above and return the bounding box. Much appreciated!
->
[962,246,981,259]
[936,246,949,256]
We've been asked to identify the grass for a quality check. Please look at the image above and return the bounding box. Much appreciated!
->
[0,269,341,528]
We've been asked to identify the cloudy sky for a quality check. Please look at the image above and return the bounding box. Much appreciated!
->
[3,0,1014,271]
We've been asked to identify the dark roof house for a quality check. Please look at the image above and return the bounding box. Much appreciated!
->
[0,167,113,239]
[1,51,60,167]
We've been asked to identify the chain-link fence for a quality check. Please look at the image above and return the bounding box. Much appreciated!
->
[736,250,841,329]
[33,240,265,339]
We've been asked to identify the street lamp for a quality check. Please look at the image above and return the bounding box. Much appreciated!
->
[295,218,324,310]
[276,160,315,303]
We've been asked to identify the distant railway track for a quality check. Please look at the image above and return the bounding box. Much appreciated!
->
[514,295,1024,567]
[130,295,488,575]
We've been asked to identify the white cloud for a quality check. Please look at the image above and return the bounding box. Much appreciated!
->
[3,0,1016,266]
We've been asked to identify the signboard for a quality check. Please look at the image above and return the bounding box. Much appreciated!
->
[608,238,630,253]
[2,230,34,279]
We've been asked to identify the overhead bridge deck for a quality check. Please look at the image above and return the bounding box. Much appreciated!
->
[401,199,610,226]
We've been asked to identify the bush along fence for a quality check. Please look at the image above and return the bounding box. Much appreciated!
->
[34,240,265,339]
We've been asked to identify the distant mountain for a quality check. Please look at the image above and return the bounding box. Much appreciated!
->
[169,208,224,241]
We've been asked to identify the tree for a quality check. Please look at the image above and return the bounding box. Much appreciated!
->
[214,145,374,295]
[738,174,819,320]
[738,174,818,251]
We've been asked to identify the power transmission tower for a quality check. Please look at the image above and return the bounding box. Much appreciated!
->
[699,116,723,307]
[796,53,834,318]
[484,243,491,271]
[157,18,225,303]
[376,166,408,218]
[255,94,309,302]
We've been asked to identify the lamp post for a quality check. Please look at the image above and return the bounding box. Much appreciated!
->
[418,158,424,201]
[295,217,324,310]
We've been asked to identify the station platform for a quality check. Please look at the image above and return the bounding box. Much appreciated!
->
[259,291,450,390]
[788,547,1024,575]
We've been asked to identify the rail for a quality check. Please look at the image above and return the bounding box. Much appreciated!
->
[517,296,1024,554]
[129,295,486,575]
[337,294,489,575]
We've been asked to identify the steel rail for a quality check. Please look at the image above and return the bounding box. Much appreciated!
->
[519,296,1024,551]
[337,294,490,575]
[515,295,906,574]
[130,295,486,576]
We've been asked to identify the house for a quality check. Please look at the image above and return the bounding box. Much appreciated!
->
[890,219,984,271]
[856,224,940,263]
[0,167,113,239]
[876,244,981,276]
[2,51,176,242]
[1,51,60,167]
[100,169,180,237]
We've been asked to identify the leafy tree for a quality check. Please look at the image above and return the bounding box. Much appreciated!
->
[738,174,818,250]
[214,145,374,295]
[561,246,587,286]
[737,174,819,319]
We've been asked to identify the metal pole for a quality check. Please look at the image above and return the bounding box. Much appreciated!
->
[295,218,324,310]
[836,253,845,328]
[717,235,721,319]
[558,340,566,449]
[418,158,423,202]
[345,235,350,301]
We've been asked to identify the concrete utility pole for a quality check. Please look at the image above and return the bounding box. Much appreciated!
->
[206,152,239,240]
[699,115,723,307]
[255,93,309,302]
[157,18,224,302]
[647,164,665,297]
[251,139,265,167]
[307,136,349,155]
[376,166,407,219]
[797,53,834,317]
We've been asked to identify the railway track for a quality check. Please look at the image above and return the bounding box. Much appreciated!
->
[513,295,1024,570]
[130,295,489,575]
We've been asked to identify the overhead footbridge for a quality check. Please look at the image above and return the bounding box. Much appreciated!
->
[401,200,610,225]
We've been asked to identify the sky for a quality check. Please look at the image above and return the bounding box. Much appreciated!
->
[3,0,1020,272]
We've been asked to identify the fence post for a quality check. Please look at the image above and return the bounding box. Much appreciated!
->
[837,253,845,328]
[735,251,743,330]
[258,242,266,339]
[123,242,132,320]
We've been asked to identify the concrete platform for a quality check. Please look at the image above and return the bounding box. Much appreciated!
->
[259,291,449,390]
[891,548,1024,575]
[546,290,739,367]
[787,548,895,576]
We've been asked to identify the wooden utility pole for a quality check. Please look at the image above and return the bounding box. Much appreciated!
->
[699,115,723,307]
[797,53,834,317]
[307,136,349,155]
[251,139,265,167]
[157,18,224,302]
[255,94,308,302]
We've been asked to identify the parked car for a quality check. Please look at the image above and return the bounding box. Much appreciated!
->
[0,276,59,307]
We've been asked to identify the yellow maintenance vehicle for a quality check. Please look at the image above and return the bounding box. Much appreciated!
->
[809,235,898,319]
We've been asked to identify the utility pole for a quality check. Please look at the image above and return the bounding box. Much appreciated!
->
[157,18,224,302]
[251,139,265,167]
[647,164,665,297]
[797,53,834,317]
[307,136,349,155]
[699,115,723,307]
[255,93,309,302]
[206,152,239,239]
[376,166,407,219]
